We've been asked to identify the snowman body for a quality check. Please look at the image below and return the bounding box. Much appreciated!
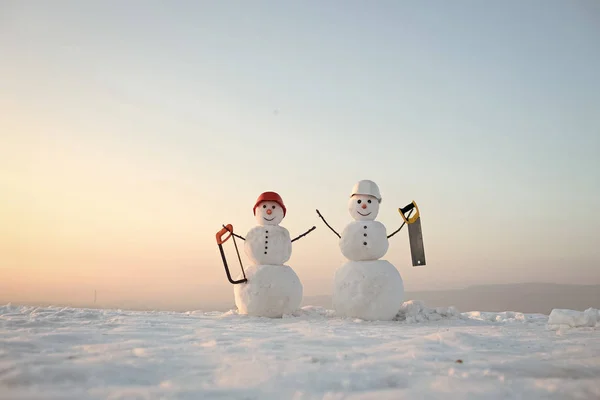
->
[339,220,389,261]
[333,259,404,321]
[332,182,404,321]
[234,264,302,318]
[234,195,303,318]
[244,225,292,265]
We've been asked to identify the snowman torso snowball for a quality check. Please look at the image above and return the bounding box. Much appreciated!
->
[244,225,292,265]
[340,221,389,261]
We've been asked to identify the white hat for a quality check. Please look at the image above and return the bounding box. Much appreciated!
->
[350,179,382,202]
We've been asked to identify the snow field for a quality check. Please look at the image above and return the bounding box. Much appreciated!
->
[1,302,599,400]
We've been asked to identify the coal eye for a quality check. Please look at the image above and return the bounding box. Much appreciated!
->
[272,205,276,209]
[357,199,362,204]
[263,205,266,208]
[367,199,372,204]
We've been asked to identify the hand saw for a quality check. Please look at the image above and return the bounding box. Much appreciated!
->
[216,224,248,284]
[398,201,426,267]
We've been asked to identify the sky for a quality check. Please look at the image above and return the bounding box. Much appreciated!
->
[1,1,599,309]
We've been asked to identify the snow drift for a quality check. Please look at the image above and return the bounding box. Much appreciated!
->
[547,307,600,329]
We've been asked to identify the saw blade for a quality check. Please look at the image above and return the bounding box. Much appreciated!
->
[408,216,426,267]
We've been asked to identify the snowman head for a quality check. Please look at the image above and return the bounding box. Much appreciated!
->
[253,191,286,226]
[348,194,380,221]
[254,201,285,226]
[347,179,382,221]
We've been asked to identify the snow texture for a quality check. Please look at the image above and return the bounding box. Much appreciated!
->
[547,308,600,329]
[233,264,303,318]
[464,310,545,323]
[2,303,599,400]
[339,221,388,261]
[395,300,462,323]
[333,260,404,321]
[244,225,292,265]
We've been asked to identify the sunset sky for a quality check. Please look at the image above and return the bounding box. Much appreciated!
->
[1,1,599,309]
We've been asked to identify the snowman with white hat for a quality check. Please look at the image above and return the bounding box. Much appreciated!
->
[217,191,316,318]
[316,180,405,321]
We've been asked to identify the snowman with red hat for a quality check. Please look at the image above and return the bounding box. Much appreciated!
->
[217,191,316,318]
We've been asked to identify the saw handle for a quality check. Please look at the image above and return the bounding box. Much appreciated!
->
[399,202,414,214]
[399,201,420,224]
[216,223,248,285]
[216,224,233,245]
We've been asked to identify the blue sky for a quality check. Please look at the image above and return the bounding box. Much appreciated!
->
[1,1,599,303]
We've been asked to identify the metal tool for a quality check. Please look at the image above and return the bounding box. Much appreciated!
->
[398,201,426,267]
[216,224,248,284]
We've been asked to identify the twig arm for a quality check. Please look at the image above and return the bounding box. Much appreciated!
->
[316,209,341,239]
[291,226,316,242]
[387,208,414,239]
[387,221,406,239]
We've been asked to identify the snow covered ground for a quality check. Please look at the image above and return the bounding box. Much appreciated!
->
[1,301,599,400]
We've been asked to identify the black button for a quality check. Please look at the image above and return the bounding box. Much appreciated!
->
[266,230,269,233]
[265,241,268,243]
[265,246,268,249]
[264,251,267,254]
[363,242,367,245]
[266,236,269,239]
[363,226,367,229]
[363,233,367,237]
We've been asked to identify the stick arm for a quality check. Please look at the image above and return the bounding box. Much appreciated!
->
[291,226,316,243]
[315,209,341,239]
[387,208,414,239]
[387,221,407,239]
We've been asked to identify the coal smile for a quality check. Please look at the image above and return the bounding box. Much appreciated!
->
[263,216,275,221]
[357,211,371,216]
